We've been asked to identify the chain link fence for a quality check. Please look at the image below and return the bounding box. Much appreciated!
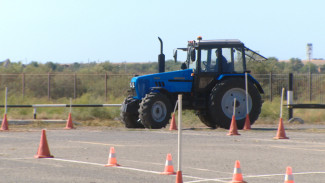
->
[254,73,325,103]
[0,73,134,101]
[0,73,324,103]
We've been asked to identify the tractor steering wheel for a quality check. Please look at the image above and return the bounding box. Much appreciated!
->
[202,61,209,72]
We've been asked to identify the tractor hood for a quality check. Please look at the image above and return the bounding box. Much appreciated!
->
[131,69,194,99]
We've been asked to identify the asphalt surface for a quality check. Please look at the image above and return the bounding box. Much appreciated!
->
[1,124,325,182]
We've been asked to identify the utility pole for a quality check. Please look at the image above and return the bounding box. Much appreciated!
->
[307,43,312,73]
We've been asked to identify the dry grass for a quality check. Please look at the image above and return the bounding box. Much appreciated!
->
[4,96,325,130]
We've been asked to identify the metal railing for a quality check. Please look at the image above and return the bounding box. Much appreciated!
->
[0,73,134,101]
[0,104,122,119]
[1,73,325,103]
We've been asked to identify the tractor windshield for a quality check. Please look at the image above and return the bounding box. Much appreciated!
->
[199,48,245,73]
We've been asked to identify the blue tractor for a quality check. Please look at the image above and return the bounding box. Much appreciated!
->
[120,37,267,129]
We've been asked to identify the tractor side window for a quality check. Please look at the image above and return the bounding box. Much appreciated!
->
[200,49,217,72]
[221,48,234,73]
[188,49,197,70]
[233,48,244,72]
[200,49,208,72]
[211,49,217,68]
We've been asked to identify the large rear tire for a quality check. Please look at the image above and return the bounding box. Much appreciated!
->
[209,78,262,129]
[120,97,144,128]
[139,92,172,129]
[197,110,217,129]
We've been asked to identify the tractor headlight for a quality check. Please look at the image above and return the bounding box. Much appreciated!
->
[130,82,135,88]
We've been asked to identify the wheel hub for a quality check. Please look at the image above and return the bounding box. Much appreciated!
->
[151,101,167,122]
[221,88,252,119]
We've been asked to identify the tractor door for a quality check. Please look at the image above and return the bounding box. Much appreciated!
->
[192,47,246,92]
[190,48,218,97]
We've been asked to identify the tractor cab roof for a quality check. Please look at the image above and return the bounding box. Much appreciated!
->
[191,39,244,48]
[188,38,267,61]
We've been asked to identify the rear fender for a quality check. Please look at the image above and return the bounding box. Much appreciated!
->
[217,74,264,94]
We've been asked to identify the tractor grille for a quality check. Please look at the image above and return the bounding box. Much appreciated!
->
[155,81,165,87]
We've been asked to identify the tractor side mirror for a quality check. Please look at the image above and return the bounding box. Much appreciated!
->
[181,62,187,70]
[173,49,177,62]
[190,47,196,62]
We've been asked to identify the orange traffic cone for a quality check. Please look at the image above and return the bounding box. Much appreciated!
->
[274,117,289,139]
[227,115,240,136]
[175,170,183,183]
[1,114,9,131]
[34,129,54,158]
[230,160,247,183]
[161,153,176,175]
[243,114,251,130]
[284,166,294,183]
[64,112,74,129]
[105,147,120,167]
[169,113,177,130]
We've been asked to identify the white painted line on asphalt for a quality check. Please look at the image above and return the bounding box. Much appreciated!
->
[47,158,224,182]
[116,166,161,174]
[187,167,232,175]
[245,171,325,179]
[48,157,325,182]
[291,171,325,175]
[124,159,231,175]
[186,171,325,183]
[185,177,229,183]
[49,158,161,174]
[50,158,105,166]
[125,159,163,166]
[70,140,125,147]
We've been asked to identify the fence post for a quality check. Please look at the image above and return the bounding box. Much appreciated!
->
[48,72,51,100]
[177,94,182,173]
[22,73,25,98]
[33,108,37,119]
[269,72,272,102]
[309,72,312,102]
[288,73,293,120]
[5,87,8,115]
[105,73,108,102]
[74,73,77,99]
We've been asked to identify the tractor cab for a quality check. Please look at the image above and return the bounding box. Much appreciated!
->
[176,37,266,73]
[174,37,267,93]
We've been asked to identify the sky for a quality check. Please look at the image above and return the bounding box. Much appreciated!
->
[0,0,325,64]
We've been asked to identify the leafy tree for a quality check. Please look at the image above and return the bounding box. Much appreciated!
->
[46,62,57,71]
[247,57,281,74]
[30,61,39,67]
[299,62,318,73]
[283,58,303,73]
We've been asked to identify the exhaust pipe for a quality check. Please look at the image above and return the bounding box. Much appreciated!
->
[158,37,165,73]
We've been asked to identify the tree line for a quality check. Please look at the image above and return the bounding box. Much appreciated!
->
[1,57,323,75]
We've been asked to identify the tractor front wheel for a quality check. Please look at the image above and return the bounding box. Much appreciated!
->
[139,92,172,129]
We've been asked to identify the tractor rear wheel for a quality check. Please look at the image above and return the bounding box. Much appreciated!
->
[120,97,144,128]
[197,110,217,129]
[138,92,172,129]
[209,78,262,129]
